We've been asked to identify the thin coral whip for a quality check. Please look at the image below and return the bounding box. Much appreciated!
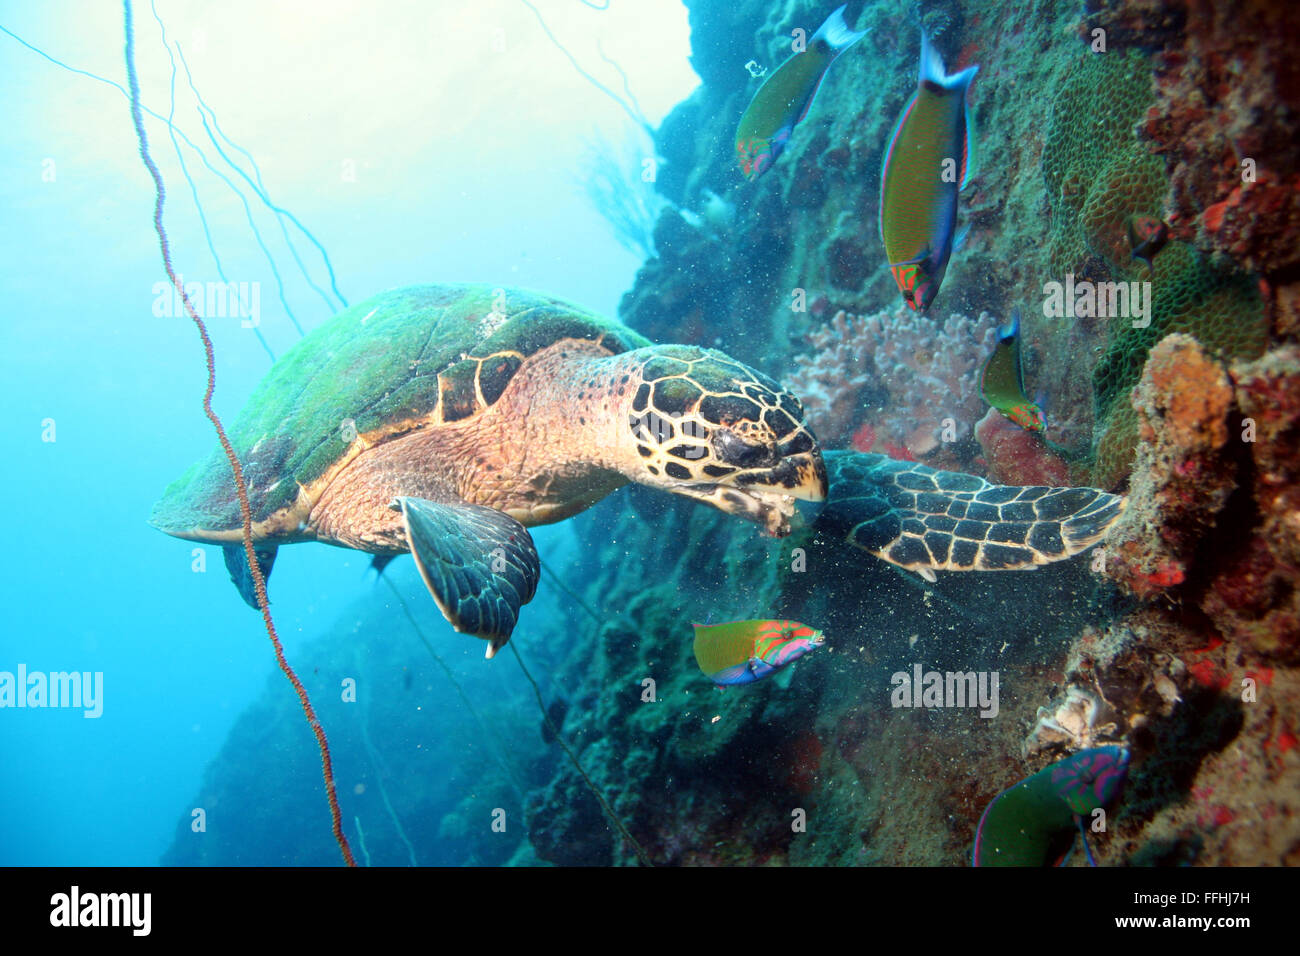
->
[122,0,355,867]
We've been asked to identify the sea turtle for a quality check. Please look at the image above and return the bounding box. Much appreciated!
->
[151,283,1122,656]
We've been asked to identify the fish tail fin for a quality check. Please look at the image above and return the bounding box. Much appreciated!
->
[919,28,946,85]
[813,4,869,53]
[999,307,1021,341]
[919,29,979,91]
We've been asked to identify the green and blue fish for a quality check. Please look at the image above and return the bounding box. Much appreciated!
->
[979,310,1046,432]
[735,5,868,181]
[972,746,1131,866]
[693,619,825,686]
[879,28,978,311]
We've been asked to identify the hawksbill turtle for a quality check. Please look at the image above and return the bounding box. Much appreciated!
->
[150,284,1122,656]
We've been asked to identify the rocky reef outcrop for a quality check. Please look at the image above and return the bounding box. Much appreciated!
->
[525,0,1300,866]
[1106,334,1300,660]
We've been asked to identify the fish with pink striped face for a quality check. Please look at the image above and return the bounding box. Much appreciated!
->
[693,619,825,686]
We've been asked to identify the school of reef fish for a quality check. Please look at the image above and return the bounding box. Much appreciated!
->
[170,0,1300,866]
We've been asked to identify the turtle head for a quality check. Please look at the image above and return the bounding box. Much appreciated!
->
[617,346,827,536]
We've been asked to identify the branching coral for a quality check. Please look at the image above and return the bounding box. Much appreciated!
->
[784,307,997,465]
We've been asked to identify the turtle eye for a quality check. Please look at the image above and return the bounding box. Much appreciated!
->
[712,428,777,468]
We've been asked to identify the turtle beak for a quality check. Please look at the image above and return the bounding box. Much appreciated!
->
[711,429,828,501]
[754,446,828,502]
[664,446,827,537]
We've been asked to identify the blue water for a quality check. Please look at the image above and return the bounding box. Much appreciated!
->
[0,0,695,866]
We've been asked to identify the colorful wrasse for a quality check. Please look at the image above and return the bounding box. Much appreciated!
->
[879,28,978,311]
[1127,214,1170,272]
[734,5,867,181]
[692,619,825,686]
[980,310,1046,432]
[972,746,1130,867]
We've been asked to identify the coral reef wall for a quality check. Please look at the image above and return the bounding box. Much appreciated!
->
[626,0,1291,490]
[525,0,1299,865]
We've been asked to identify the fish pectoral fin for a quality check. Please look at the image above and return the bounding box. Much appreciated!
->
[223,544,277,610]
[772,664,798,690]
[399,496,540,658]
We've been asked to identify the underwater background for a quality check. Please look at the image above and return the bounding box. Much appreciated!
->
[2,0,1297,868]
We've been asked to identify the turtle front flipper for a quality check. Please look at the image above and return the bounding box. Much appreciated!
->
[819,450,1123,574]
[398,497,540,658]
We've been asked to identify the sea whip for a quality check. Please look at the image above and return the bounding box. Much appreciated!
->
[122,0,355,867]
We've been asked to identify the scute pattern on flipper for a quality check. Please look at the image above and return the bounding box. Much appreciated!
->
[400,497,540,651]
[819,450,1123,572]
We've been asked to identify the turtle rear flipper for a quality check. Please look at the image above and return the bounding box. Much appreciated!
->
[819,450,1123,573]
[223,545,278,609]
[368,553,398,578]
[399,497,540,658]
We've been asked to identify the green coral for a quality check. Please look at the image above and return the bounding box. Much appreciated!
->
[1041,50,1269,487]
[1081,151,1168,274]
[1092,243,1268,486]
[1094,243,1269,419]
[1044,51,1161,278]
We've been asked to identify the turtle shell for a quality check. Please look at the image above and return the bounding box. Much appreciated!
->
[150,283,651,536]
